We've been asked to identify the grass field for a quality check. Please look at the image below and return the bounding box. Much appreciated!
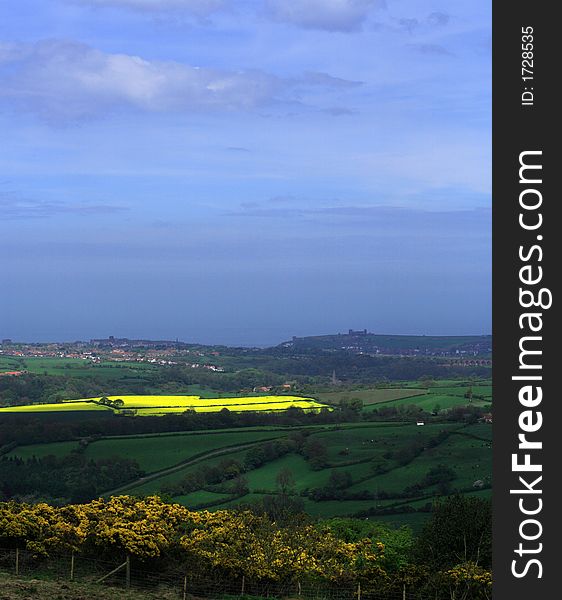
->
[101,420,492,524]
[0,370,492,527]
[7,429,290,472]
[309,380,492,414]
[8,440,80,459]
[314,388,428,405]
[0,356,158,379]
[123,448,251,495]
[356,380,492,413]
[5,413,492,526]
[84,430,289,472]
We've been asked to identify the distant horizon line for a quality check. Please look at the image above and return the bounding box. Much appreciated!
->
[0,330,493,349]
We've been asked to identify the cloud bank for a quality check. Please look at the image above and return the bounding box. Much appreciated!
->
[75,0,383,32]
[0,191,127,219]
[0,40,359,121]
[265,0,380,32]
[73,0,225,15]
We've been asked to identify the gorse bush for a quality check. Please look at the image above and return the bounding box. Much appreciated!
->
[0,495,492,597]
[0,495,384,582]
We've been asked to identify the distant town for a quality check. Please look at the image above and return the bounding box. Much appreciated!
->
[0,336,224,372]
[0,331,492,377]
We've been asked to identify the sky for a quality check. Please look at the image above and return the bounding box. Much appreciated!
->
[0,0,491,346]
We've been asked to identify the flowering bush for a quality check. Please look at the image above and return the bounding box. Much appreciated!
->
[0,495,491,593]
[0,496,385,582]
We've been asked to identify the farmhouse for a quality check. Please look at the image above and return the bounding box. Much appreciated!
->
[0,370,26,377]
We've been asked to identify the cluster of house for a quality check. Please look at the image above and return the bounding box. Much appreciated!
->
[0,370,26,377]
[252,383,294,393]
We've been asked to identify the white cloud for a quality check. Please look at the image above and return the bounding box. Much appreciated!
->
[73,0,225,15]
[0,39,357,121]
[265,0,379,32]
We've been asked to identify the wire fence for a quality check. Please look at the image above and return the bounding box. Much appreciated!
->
[0,547,479,600]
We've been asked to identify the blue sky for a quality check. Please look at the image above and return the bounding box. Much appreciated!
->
[0,0,491,346]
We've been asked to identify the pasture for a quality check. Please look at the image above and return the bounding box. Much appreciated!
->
[103,421,492,522]
[8,428,290,472]
[314,388,428,405]
[359,380,492,413]
[0,374,492,526]
[4,411,492,525]
[308,380,492,414]
[0,356,158,379]
[84,429,289,472]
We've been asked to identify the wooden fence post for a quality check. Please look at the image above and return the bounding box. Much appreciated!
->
[297,581,302,597]
[241,575,245,596]
[125,554,131,589]
[15,548,19,576]
[95,559,128,584]
[70,551,75,581]
[183,574,188,600]
[357,582,361,600]
[403,583,406,600]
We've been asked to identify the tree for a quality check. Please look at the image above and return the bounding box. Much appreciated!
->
[340,397,363,413]
[260,494,306,525]
[422,464,456,488]
[302,438,328,469]
[231,475,249,496]
[418,376,436,388]
[413,495,492,569]
[276,467,295,495]
[327,470,353,491]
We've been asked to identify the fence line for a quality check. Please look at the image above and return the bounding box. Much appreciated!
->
[0,547,469,600]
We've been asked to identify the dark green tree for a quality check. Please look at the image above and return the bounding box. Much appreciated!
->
[413,494,492,569]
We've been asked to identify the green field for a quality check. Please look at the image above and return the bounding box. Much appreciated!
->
[0,356,159,379]
[122,448,252,495]
[8,440,80,459]
[314,388,428,405]
[0,366,492,527]
[5,408,492,526]
[89,421,491,523]
[8,429,290,472]
[308,380,492,414]
[356,381,492,413]
[86,430,288,472]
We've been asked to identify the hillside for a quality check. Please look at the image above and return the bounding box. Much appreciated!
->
[4,378,492,526]
[280,332,492,356]
[0,574,177,600]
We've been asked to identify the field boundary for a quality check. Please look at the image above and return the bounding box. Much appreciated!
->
[102,437,284,496]
[0,547,451,600]
[3,422,415,460]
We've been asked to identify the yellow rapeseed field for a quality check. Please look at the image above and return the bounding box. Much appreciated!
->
[0,395,330,415]
[0,401,112,413]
